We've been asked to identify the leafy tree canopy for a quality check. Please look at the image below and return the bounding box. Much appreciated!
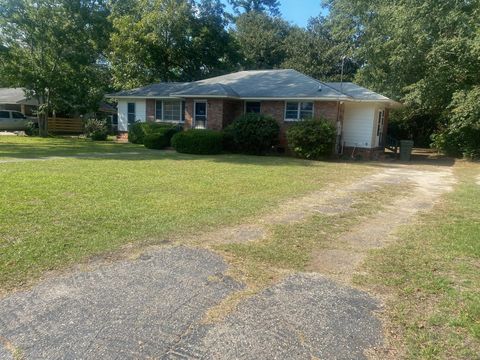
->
[109,0,239,89]
[229,0,280,16]
[0,0,111,135]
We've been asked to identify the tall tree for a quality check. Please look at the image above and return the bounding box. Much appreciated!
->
[109,0,238,89]
[282,16,358,81]
[325,0,480,150]
[0,0,111,135]
[229,0,280,16]
[234,11,290,69]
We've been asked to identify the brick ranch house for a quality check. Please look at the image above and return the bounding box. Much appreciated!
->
[108,69,401,158]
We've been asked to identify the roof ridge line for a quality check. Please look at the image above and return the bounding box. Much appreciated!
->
[288,69,352,99]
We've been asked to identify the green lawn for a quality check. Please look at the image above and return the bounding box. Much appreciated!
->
[0,136,148,159]
[0,136,372,291]
[356,162,480,359]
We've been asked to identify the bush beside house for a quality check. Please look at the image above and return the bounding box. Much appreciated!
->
[85,118,108,141]
[286,118,336,159]
[224,113,280,155]
[143,127,179,150]
[129,122,181,145]
[171,129,223,155]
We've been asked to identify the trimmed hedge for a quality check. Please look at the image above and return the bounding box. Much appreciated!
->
[224,113,280,155]
[171,129,223,155]
[286,118,336,159]
[143,127,179,150]
[129,122,180,144]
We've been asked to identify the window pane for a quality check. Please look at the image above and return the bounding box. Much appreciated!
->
[195,102,207,128]
[299,111,313,119]
[246,102,261,113]
[12,112,25,119]
[164,101,181,121]
[127,102,135,113]
[155,100,162,120]
[128,114,135,123]
[300,102,313,111]
[286,102,298,111]
[0,111,10,118]
[285,110,298,119]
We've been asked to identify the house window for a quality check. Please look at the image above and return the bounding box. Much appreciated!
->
[194,101,207,129]
[245,101,261,114]
[155,100,162,120]
[285,102,314,121]
[163,100,182,122]
[127,102,135,123]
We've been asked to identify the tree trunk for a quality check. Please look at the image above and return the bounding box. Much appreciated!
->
[37,94,49,137]
[38,112,48,137]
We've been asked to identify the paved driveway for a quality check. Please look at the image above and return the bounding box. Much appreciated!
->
[0,247,381,359]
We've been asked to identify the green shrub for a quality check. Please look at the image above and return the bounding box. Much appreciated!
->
[25,121,39,136]
[286,118,336,159]
[128,122,180,144]
[143,131,170,150]
[85,118,108,141]
[171,129,223,155]
[143,127,180,150]
[224,113,280,155]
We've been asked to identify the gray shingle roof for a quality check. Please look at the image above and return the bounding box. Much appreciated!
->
[108,82,190,98]
[108,70,397,103]
[324,82,391,101]
[0,88,38,105]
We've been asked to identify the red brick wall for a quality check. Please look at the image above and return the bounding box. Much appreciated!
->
[223,100,243,127]
[183,99,225,130]
[314,101,339,123]
[207,99,224,131]
[146,99,155,122]
[259,100,341,147]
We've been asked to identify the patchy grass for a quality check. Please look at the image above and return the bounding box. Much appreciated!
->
[204,184,413,322]
[0,136,373,292]
[355,162,480,359]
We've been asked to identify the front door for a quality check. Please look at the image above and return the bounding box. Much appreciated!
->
[375,110,385,147]
[194,101,207,129]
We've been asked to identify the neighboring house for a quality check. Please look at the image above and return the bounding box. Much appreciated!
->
[107,69,401,157]
[0,88,38,116]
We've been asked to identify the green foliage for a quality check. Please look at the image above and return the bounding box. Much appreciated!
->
[286,118,336,159]
[143,131,171,150]
[108,0,238,88]
[171,129,223,155]
[234,11,290,69]
[85,118,108,141]
[224,113,280,155]
[432,86,480,159]
[325,0,480,151]
[128,122,180,145]
[282,16,358,81]
[229,0,280,16]
[24,121,39,137]
[0,0,111,135]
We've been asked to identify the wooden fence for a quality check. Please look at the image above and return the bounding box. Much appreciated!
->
[48,117,84,134]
